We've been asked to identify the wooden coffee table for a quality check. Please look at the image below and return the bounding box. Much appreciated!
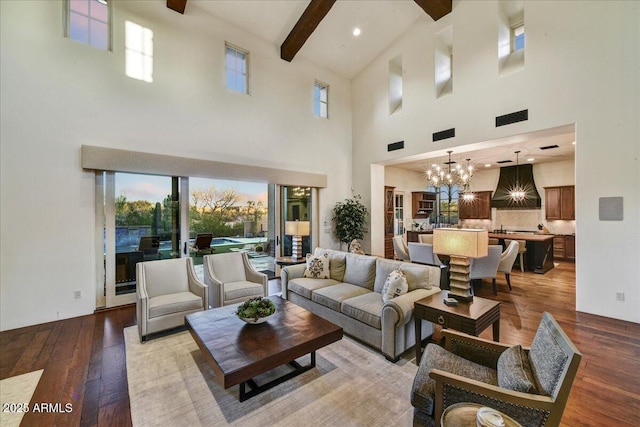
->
[414,292,500,363]
[185,296,343,401]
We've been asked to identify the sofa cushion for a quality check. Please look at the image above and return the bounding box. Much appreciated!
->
[341,292,383,329]
[303,253,330,279]
[381,269,408,303]
[224,281,264,302]
[312,283,371,311]
[497,345,538,394]
[400,263,435,291]
[343,253,377,290]
[528,318,569,396]
[148,291,202,319]
[374,258,403,293]
[411,344,498,416]
[314,248,346,282]
[288,277,339,300]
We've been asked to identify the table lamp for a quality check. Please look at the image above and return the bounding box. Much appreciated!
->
[433,228,488,302]
[285,220,310,260]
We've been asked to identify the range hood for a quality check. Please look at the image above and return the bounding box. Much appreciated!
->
[491,164,542,209]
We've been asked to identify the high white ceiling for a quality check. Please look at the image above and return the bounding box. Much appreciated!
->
[191,0,429,79]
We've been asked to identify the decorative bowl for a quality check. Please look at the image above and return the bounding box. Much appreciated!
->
[235,297,277,325]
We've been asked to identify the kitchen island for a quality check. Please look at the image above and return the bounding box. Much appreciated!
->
[489,232,555,274]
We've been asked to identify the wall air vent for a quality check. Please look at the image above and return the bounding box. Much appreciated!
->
[495,109,528,127]
[539,144,560,150]
[387,141,404,152]
[496,160,513,164]
[432,128,455,142]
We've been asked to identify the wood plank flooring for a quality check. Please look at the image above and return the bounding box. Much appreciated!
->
[1,262,638,426]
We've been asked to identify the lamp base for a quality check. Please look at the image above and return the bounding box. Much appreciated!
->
[291,235,303,260]
[447,292,473,303]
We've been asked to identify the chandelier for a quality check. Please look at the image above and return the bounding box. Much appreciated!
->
[509,151,526,202]
[424,151,474,194]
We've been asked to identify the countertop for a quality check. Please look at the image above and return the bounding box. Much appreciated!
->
[489,232,556,242]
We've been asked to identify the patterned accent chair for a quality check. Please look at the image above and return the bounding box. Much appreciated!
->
[203,252,268,308]
[411,312,581,427]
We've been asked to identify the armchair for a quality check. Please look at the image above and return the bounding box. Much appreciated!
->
[190,233,214,256]
[203,252,268,308]
[393,235,410,261]
[136,257,208,342]
[498,240,520,289]
[411,312,582,427]
[138,236,161,261]
[469,245,502,295]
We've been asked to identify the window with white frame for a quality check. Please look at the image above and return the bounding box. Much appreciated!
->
[512,23,525,52]
[225,43,249,94]
[67,0,110,50]
[125,21,153,83]
[314,81,328,118]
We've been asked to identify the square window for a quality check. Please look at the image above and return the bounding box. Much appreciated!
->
[314,81,328,118]
[225,43,249,94]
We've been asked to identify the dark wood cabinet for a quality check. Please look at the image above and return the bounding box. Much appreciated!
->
[459,191,492,220]
[553,235,575,262]
[384,186,395,259]
[412,192,436,218]
[406,231,433,243]
[545,186,575,220]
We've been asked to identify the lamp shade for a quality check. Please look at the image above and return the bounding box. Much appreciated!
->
[433,228,488,258]
[285,220,310,237]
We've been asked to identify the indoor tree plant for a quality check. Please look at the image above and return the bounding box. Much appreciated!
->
[332,195,368,251]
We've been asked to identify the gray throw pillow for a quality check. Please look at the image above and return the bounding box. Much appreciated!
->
[497,345,538,394]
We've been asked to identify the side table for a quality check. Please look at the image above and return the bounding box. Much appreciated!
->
[441,403,522,427]
[274,256,307,267]
[414,292,500,363]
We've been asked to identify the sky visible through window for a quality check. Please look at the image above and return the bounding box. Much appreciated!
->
[69,0,109,50]
[226,45,248,93]
[514,25,525,51]
[314,82,328,118]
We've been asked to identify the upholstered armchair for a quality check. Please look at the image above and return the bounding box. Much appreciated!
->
[393,235,410,261]
[411,312,582,427]
[203,252,268,308]
[409,242,442,266]
[469,245,502,295]
[497,240,520,289]
[136,257,208,342]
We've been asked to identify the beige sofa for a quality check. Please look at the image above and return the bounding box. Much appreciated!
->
[282,248,441,361]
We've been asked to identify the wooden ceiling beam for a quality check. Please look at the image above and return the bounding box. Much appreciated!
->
[413,0,452,21]
[280,0,337,62]
[167,0,188,15]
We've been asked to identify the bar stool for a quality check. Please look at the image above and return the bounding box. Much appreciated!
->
[506,239,527,272]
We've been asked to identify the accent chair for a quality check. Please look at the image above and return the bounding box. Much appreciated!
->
[136,257,208,342]
[393,235,410,261]
[497,240,520,289]
[469,245,502,295]
[203,252,268,308]
[408,242,442,266]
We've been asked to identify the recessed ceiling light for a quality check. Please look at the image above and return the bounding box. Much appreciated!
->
[527,158,534,162]
[484,164,491,168]
[353,27,361,37]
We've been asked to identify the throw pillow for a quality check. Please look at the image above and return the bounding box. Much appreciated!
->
[497,345,538,394]
[381,268,408,303]
[303,253,330,279]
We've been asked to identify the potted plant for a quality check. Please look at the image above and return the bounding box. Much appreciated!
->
[332,195,368,251]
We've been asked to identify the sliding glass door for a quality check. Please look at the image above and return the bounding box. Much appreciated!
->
[278,186,312,257]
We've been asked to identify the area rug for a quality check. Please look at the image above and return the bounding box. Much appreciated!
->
[0,369,43,427]
[124,326,418,426]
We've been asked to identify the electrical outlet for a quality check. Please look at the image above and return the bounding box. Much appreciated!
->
[74,290,82,299]
[616,292,625,302]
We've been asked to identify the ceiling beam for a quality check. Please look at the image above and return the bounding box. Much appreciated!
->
[413,0,452,21]
[167,0,187,15]
[280,0,337,62]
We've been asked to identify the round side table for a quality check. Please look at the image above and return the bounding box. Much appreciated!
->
[274,256,306,267]
[441,403,522,427]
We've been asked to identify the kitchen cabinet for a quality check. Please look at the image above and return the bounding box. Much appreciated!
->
[406,231,433,243]
[384,186,395,259]
[459,191,492,220]
[554,235,575,262]
[412,192,436,218]
[545,186,575,220]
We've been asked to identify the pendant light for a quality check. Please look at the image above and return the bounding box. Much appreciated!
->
[510,151,526,202]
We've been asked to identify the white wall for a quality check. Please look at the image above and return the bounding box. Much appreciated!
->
[352,1,639,323]
[0,1,352,330]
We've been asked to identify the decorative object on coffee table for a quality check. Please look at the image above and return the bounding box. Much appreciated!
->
[285,220,310,260]
[235,297,277,324]
[433,228,488,302]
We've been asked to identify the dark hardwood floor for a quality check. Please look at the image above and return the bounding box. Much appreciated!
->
[1,262,638,426]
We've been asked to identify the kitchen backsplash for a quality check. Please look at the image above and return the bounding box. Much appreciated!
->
[460,209,576,235]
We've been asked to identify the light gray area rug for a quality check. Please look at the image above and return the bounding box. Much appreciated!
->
[124,326,418,426]
[0,369,43,427]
